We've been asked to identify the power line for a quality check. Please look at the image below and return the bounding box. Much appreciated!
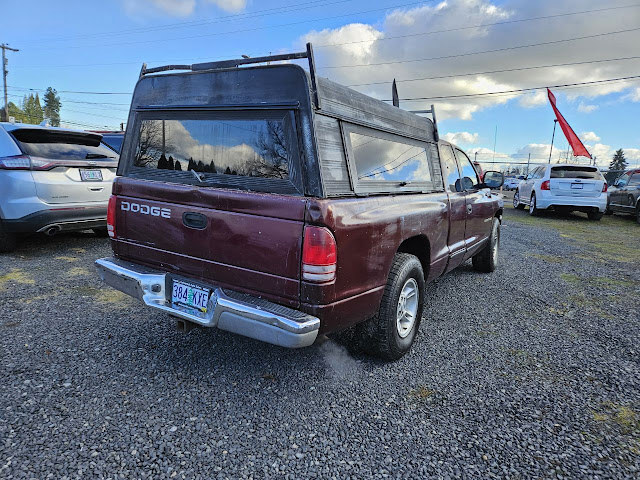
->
[383,75,640,101]
[315,3,640,49]
[24,1,431,52]
[347,55,640,87]
[324,26,640,69]
[21,0,361,46]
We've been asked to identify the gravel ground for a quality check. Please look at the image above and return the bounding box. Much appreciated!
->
[1,207,639,479]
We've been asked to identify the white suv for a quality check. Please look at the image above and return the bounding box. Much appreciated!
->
[0,123,118,252]
[513,164,607,220]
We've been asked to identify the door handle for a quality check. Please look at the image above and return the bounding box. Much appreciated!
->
[182,212,208,230]
[467,204,473,214]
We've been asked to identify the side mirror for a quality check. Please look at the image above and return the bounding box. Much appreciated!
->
[482,171,504,189]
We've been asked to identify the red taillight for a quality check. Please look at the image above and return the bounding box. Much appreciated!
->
[0,154,30,169]
[602,183,608,192]
[302,226,337,283]
[106,195,117,238]
[541,180,550,191]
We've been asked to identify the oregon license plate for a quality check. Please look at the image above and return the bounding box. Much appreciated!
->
[571,183,583,189]
[80,169,103,181]
[171,280,210,314]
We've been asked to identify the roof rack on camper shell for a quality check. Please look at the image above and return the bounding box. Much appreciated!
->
[136,42,438,140]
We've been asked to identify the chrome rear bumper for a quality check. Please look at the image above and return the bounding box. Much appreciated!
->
[95,257,319,348]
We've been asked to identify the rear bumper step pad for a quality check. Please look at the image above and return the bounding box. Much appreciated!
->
[95,257,319,348]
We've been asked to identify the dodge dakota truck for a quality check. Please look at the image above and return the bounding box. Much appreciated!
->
[95,45,504,360]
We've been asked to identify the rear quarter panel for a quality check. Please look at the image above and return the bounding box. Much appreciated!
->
[304,193,450,332]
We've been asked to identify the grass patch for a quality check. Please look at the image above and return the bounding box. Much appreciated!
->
[592,403,640,435]
[560,273,581,285]
[67,267,90,277]
[506,209,640,264]
[71,286,133,306]
[530,253,565,263]
[55,256,78,262]
[0,269,35,291]
[408,386,436,400]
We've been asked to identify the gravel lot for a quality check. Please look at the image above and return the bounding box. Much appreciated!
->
[1,206,639,479]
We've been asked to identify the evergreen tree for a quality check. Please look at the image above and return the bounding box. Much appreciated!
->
[224,166,232,175]
[7,102,24,122]
[196,160,205,171]
[174,161,182,171]
[606,149,628,184]
[187,158,195,171]
[209,160,216,173]
[33,93,44,124]
[157,154,168,169]
[43,87,61,126]
[167,156,175,170]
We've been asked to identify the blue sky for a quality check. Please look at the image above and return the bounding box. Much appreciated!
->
[3,0,640,169]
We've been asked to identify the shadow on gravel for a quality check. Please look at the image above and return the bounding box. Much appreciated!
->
[5,231,108,256]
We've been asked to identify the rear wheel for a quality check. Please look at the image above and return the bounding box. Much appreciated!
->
[513,189,524,209]
[92,227,109,237]
[0,222,17,253]
[587,210,603,221]
[473,218,500,273]
[636,204,640,225]
[366,253,425,361]
[529,193,539,216]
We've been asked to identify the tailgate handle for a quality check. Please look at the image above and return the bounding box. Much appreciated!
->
[182,212,208,230]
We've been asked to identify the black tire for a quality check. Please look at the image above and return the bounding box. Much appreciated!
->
[636,204,640,225]
[587,210,603,221]
[0,222,17,253]
[365,253,425,361]
[473,217,500,273]
[529,192,539,216]
[513,189,524,209]
[92,227,109,237]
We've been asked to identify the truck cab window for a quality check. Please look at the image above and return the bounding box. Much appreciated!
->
[455,149,479,191]
[439,145,461,193]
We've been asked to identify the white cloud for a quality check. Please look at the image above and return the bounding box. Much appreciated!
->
[124,0,246,17]
[519,91,547,108]
[206,0,247,12]
[580,131,600,142]
[299,0,640,121]
[442,131,479,145]
[128,0,196,16]
[577,102,598,114]
[623,87,640,102]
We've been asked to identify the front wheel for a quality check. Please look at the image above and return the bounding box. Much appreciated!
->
[366,253,425,361]
[513,189,524,209]
[473,218,500,272]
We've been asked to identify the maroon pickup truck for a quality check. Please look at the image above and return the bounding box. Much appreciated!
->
[96,46,504,360]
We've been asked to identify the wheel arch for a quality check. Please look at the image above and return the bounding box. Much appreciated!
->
[396,235,430,281]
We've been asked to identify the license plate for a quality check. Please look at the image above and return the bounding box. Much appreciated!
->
[80,169,103,181]
[570,183,583,189]
[171,280,210,314]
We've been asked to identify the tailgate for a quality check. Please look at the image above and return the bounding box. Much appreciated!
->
[550,179,602,197]
[31,161,116,204]
[549,165,604,197]
[112,178,306,304]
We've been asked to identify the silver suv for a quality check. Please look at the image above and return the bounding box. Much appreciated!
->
[0,122,118,252]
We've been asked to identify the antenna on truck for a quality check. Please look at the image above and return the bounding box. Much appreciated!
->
[138,43,321,109]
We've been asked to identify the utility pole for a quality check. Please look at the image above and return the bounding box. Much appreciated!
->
[1,43,19,122]
[526,153,531,176]
[548,119,558,164]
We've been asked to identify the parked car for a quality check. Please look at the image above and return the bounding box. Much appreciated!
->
[503,177,521,190]
[95,45,504,360]
[513,164,607,220]
[0,123,119,252]
[607,168,640,223]
[90,130,125,153]
[473,160,484,181]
